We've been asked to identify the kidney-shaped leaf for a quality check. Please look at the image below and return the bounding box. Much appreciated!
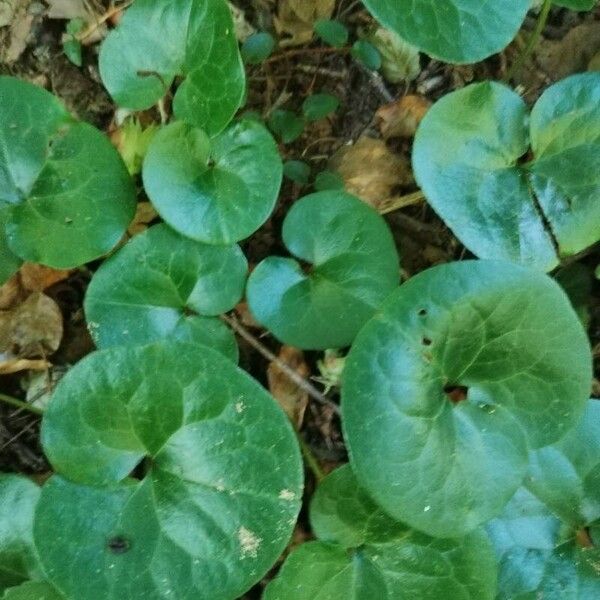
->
[99,0,245,136]
[413,74,600,271]
[37,341,303,600]
[0,476,41,592]
[143,120,282,245]
[362,0,530,63]
[265,465,497,600]
[84,224,246,361]
[342,260,591,538]
[487,401,600,599]
[0,77,135,269]
[246,191,400,349]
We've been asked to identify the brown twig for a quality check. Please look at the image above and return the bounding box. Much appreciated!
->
[264,46,350,65]
[220,314,341,416]
[77,0,134,43]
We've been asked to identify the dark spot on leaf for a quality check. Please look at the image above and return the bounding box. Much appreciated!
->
[418,308,427,316]
[207,158,216,168]
[107,535,131,554]
[422,337,432,346]
[183,305,199,317]
[444,384,468,404]
[576,527,594,548]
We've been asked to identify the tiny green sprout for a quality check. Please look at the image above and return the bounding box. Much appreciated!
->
[315,349,346,393]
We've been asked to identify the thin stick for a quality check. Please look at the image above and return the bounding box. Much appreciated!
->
[0,393,43,416]
[265,46,350,65]
[298,434,325,482]
[220,314,341,416]
[77,0,134,42]
[505,0,552,82]
[379,190,425,215]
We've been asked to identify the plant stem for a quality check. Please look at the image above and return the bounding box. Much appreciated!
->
[379,190,425,215]
[0,393,44,416]
[298,434,325,482]
[77,0,134,42]
[505,0,552,82]
[220,313,341,416]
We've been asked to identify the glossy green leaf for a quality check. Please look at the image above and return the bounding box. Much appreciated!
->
[37,341,303,600]
[413,74,600,271]
[241,32,275,64]
[314,170,344,191]
[143,119,282,245]
[302,94,339,122]
[362,0,530,63]
[267,109,305,144]
[265,465,497,600]
[99,0,245,136]
[351,40,382,70]
[84,224,246,360]
[246,191,400,349]
[283,160,310,185]
[0,77,135,269]
[2,582,63,600]
[487,401,600,600]
[342,260,592,538]
[0,476,40,592]
[314,19,348,48]
[555,0,597,9]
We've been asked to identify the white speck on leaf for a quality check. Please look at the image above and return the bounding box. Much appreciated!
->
[238,526,261,559]
[235,401,245,413]
[279,489,296,501]
[424,505,431,512]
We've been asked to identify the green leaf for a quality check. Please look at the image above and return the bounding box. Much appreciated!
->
[342,260,592,538]
[314,19,348,48]
[62,18,85,67]
[265,465,497,600]
[413,74,600,271]
[0,77,135,269]
[2,582,63,600]
[246,191,400,349]
[143,119,282,244]
[37,341,303,599]
[0,476,40,592]
[487,405,600,600]
[267,109,305,144]
[362,0,530,63]
[302,94,339,122]
[283,160,310,185]
[241,32,275,64]
[314,169,344,191]
[84,224,246,360]
[351,40,382,70]
[0,215,21,285]
[99,0,245,136]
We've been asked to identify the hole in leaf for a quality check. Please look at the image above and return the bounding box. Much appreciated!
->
[444,384,469,404]
[418,308,427,316]
[207,158,216,168]
[107,535,131,554]
[422,337,432,346]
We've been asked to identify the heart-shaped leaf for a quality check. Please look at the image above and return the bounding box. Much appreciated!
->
[0,476,41,592]
[143,119,282,245]
[0,77,135,269]
[413,74,600,271]
[36,341,303,599]
[246,191,400,349]
[99,0,245,136]
[265,465,497,599]
[342,260,591,538]
[84,224,246,361]
[486,400,600,599]
[362,0,530,63]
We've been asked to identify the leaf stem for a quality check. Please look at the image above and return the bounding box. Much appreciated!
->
[297,434,325,482]
[220,313,341,416]
[505,0,552,82]
[0,393,44,416]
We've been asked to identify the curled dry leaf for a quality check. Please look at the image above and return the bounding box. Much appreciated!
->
[127,201,158,236]
[376,95,431,139]
[275,0,335,47]
[0,0,34,64]
[267,345,309,429]
[0,357,50,375]
[329,136,412,211]
[19,263,72,293]
[0,293,63,358]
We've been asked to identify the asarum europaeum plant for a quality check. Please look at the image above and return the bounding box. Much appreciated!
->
[0,0,598,599]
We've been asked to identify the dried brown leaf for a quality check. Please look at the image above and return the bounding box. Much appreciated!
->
[19,263,72,293]
[267,346,309,429]
[329,136,412,211]
[376,95,431,139]
[275,0,335,47]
